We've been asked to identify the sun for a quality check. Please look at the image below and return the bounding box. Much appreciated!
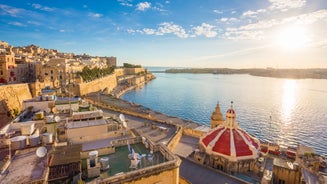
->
[276,25,310,51]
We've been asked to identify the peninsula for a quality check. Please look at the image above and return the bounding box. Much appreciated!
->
[165,68,327,79]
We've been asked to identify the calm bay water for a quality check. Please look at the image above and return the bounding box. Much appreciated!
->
[122,68,327,155]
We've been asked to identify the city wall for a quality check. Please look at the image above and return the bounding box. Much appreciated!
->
[167,126,183,151]
[0,84,32,128]
[75,74,117,96]
[183,128,205,138]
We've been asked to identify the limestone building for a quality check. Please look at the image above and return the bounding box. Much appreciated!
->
[36,58,68,89]
[0,53,16,84]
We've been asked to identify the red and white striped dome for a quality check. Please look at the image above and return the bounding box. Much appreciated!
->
[200,103,260,161]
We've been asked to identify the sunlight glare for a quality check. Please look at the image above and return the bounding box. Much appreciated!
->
[281,80,298,124]
[276,25,310,51]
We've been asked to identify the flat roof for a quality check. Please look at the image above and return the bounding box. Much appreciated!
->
[66,119,107,129]
[49,144,82,166]
[0,147,47,184]
[84,143,168,182]
[273,157,295,170]
[82,135,132,151]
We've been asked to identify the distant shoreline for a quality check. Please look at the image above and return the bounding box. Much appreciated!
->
[163,68,327,79]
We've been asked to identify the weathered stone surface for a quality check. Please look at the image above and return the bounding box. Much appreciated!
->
[76,74,117,96]
[0,84,32,128]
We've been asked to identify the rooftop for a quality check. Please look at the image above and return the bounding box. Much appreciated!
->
[49,144,82,166]
[0,147,48,184]
[84,140,180,183]
[84,143,167,180]
[273,157,296,170]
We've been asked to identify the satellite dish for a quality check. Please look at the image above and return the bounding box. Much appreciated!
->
[119,114,125,122]
[54,116,61,122]
[36,146,47,158]
[52,107,58,113]
[45,108,51,114]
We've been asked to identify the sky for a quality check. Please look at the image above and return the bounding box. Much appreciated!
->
[1,0,327,68]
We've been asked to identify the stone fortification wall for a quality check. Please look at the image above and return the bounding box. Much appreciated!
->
[124,68,146,75]
[0,84,32,128]
[76,74,117,96]
[183,128,205,138]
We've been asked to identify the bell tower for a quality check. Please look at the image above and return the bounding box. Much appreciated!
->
[210,101,224,128]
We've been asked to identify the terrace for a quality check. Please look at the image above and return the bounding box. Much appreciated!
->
[82,137,181,183]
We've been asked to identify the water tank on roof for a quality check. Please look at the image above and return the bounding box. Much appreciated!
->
[10,136,27,150]
[28,134,40,147]
[35,111,44,120]
[21,123,35,135]
[89,150,98,167]
[99,157,109,171]
[42,132,53,144]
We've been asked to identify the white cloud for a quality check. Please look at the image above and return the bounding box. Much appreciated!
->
[192,23,217,38]
[269,0,306,11]
[157,22,188,38]
[213,10,223,14]
[59,29,65,33]
[153,7,164,11]
[281,10,327,25]
[136,2,151,11]
[220,18,228,22]
[238,10,327,31]
[223,9,327,40]
[127,28,145,34]
[118,0,133,7]
[243,10,257,17]
[143,28,156,35]
[0,4,23,17]
[231,10,237,14]
[242,9,266,18]
[224,30,264,40]
[131,22,188,38]
[88,12,103,18]
[27,20,41,25]
[8,21,26,27]
[127,29,135,33]
[31,4,54,12]
[239,19,279,30]
[220,17,239,23]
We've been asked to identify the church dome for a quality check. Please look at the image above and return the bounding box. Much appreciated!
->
[200,102,260,161]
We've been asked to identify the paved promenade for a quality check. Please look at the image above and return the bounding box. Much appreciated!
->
[86,92,204,129]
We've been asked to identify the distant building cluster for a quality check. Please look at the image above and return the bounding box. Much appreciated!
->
[0,40,117,86]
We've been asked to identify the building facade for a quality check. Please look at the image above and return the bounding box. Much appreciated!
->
[0,53,16,84]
